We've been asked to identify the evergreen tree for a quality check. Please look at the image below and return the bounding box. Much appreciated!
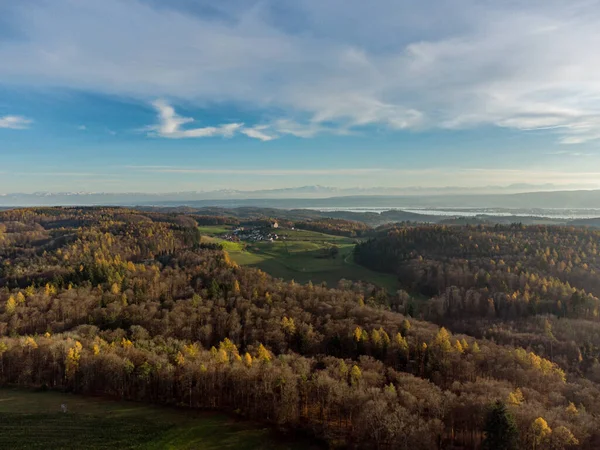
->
[482,401,518,450]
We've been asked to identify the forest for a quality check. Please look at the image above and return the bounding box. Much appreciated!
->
[0,208,599,449]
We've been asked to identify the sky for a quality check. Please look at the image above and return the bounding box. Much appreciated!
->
[1,0,600,194]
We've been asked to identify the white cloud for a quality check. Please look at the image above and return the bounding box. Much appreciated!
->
[149,100,242,138]
[149,101,324,141]
[270,120,332,139]
[240,126,278,141]
[0,115,32,129]
[3,1,600,142]
[309,96,423,130]
[77,125,87,130]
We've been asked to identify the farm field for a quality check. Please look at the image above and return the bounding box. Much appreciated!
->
[197,225,232,236]
[199,226,399,291]
[0,389,321,450]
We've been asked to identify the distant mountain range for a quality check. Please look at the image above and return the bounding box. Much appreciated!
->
[1,185,600,209]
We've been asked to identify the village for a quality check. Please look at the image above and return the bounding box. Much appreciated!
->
[221,222,285,243]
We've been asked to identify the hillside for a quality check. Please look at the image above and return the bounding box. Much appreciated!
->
[0,208,599,448]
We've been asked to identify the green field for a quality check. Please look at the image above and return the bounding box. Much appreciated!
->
[0,389,320,450]
[199,226,399,292]
[197,225,232,236]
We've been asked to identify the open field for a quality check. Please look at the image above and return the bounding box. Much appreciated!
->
[0,389,320,450]
[199,226,399,291]
[197,225,232,235]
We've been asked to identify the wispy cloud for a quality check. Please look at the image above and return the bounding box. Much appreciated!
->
[148,100,243,139]
[270,119,348,139]
[546,150,593,157]
[147,101,331,141]
[240,126,277,141]
[0,115,32,129]
[3,1,600,142]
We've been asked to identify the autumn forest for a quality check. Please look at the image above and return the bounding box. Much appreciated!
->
[0,208,599,449]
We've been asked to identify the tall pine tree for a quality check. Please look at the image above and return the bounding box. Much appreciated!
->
[482,401,518,450]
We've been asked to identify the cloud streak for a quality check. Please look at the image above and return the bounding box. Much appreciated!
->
[148,100,295,140]
[148,100,243,138]
[0,115,32,129]
[240,126,277,141]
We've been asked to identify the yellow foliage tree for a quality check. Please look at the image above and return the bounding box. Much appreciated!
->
[360,329,369,342]
[379,328,390,347]
[232,280,241,296]
[508,388,525,406]
[400,319,411,336]
[339,360,349,379]
[184,342,200,357]
[350,365,362,386]
[565,402,578,416]
[257,343,272,362]
[460,338,469,351]
[395,333,408,351]
[24,285,35,298]
[110,282,120,295]
[531,417,552,449]
[217,348,229,364]
[219,338,239,360]
[44,283,57,297]
[432,327,452,353]
[65,341,83,380]
[454,339,464,354]
[5,296,16,314]
[281,316,296,335]
[371,329,382,347]
[22,336,38,349]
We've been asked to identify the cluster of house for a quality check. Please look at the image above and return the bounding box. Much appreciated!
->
[222,222,282,243]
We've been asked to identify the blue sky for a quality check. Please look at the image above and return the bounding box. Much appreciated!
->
[1,0,600,193]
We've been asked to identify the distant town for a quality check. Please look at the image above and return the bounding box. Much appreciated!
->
[221,222,285,243]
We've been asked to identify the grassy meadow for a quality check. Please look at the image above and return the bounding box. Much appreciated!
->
[0,389,321,450]
[199,226,399,292]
